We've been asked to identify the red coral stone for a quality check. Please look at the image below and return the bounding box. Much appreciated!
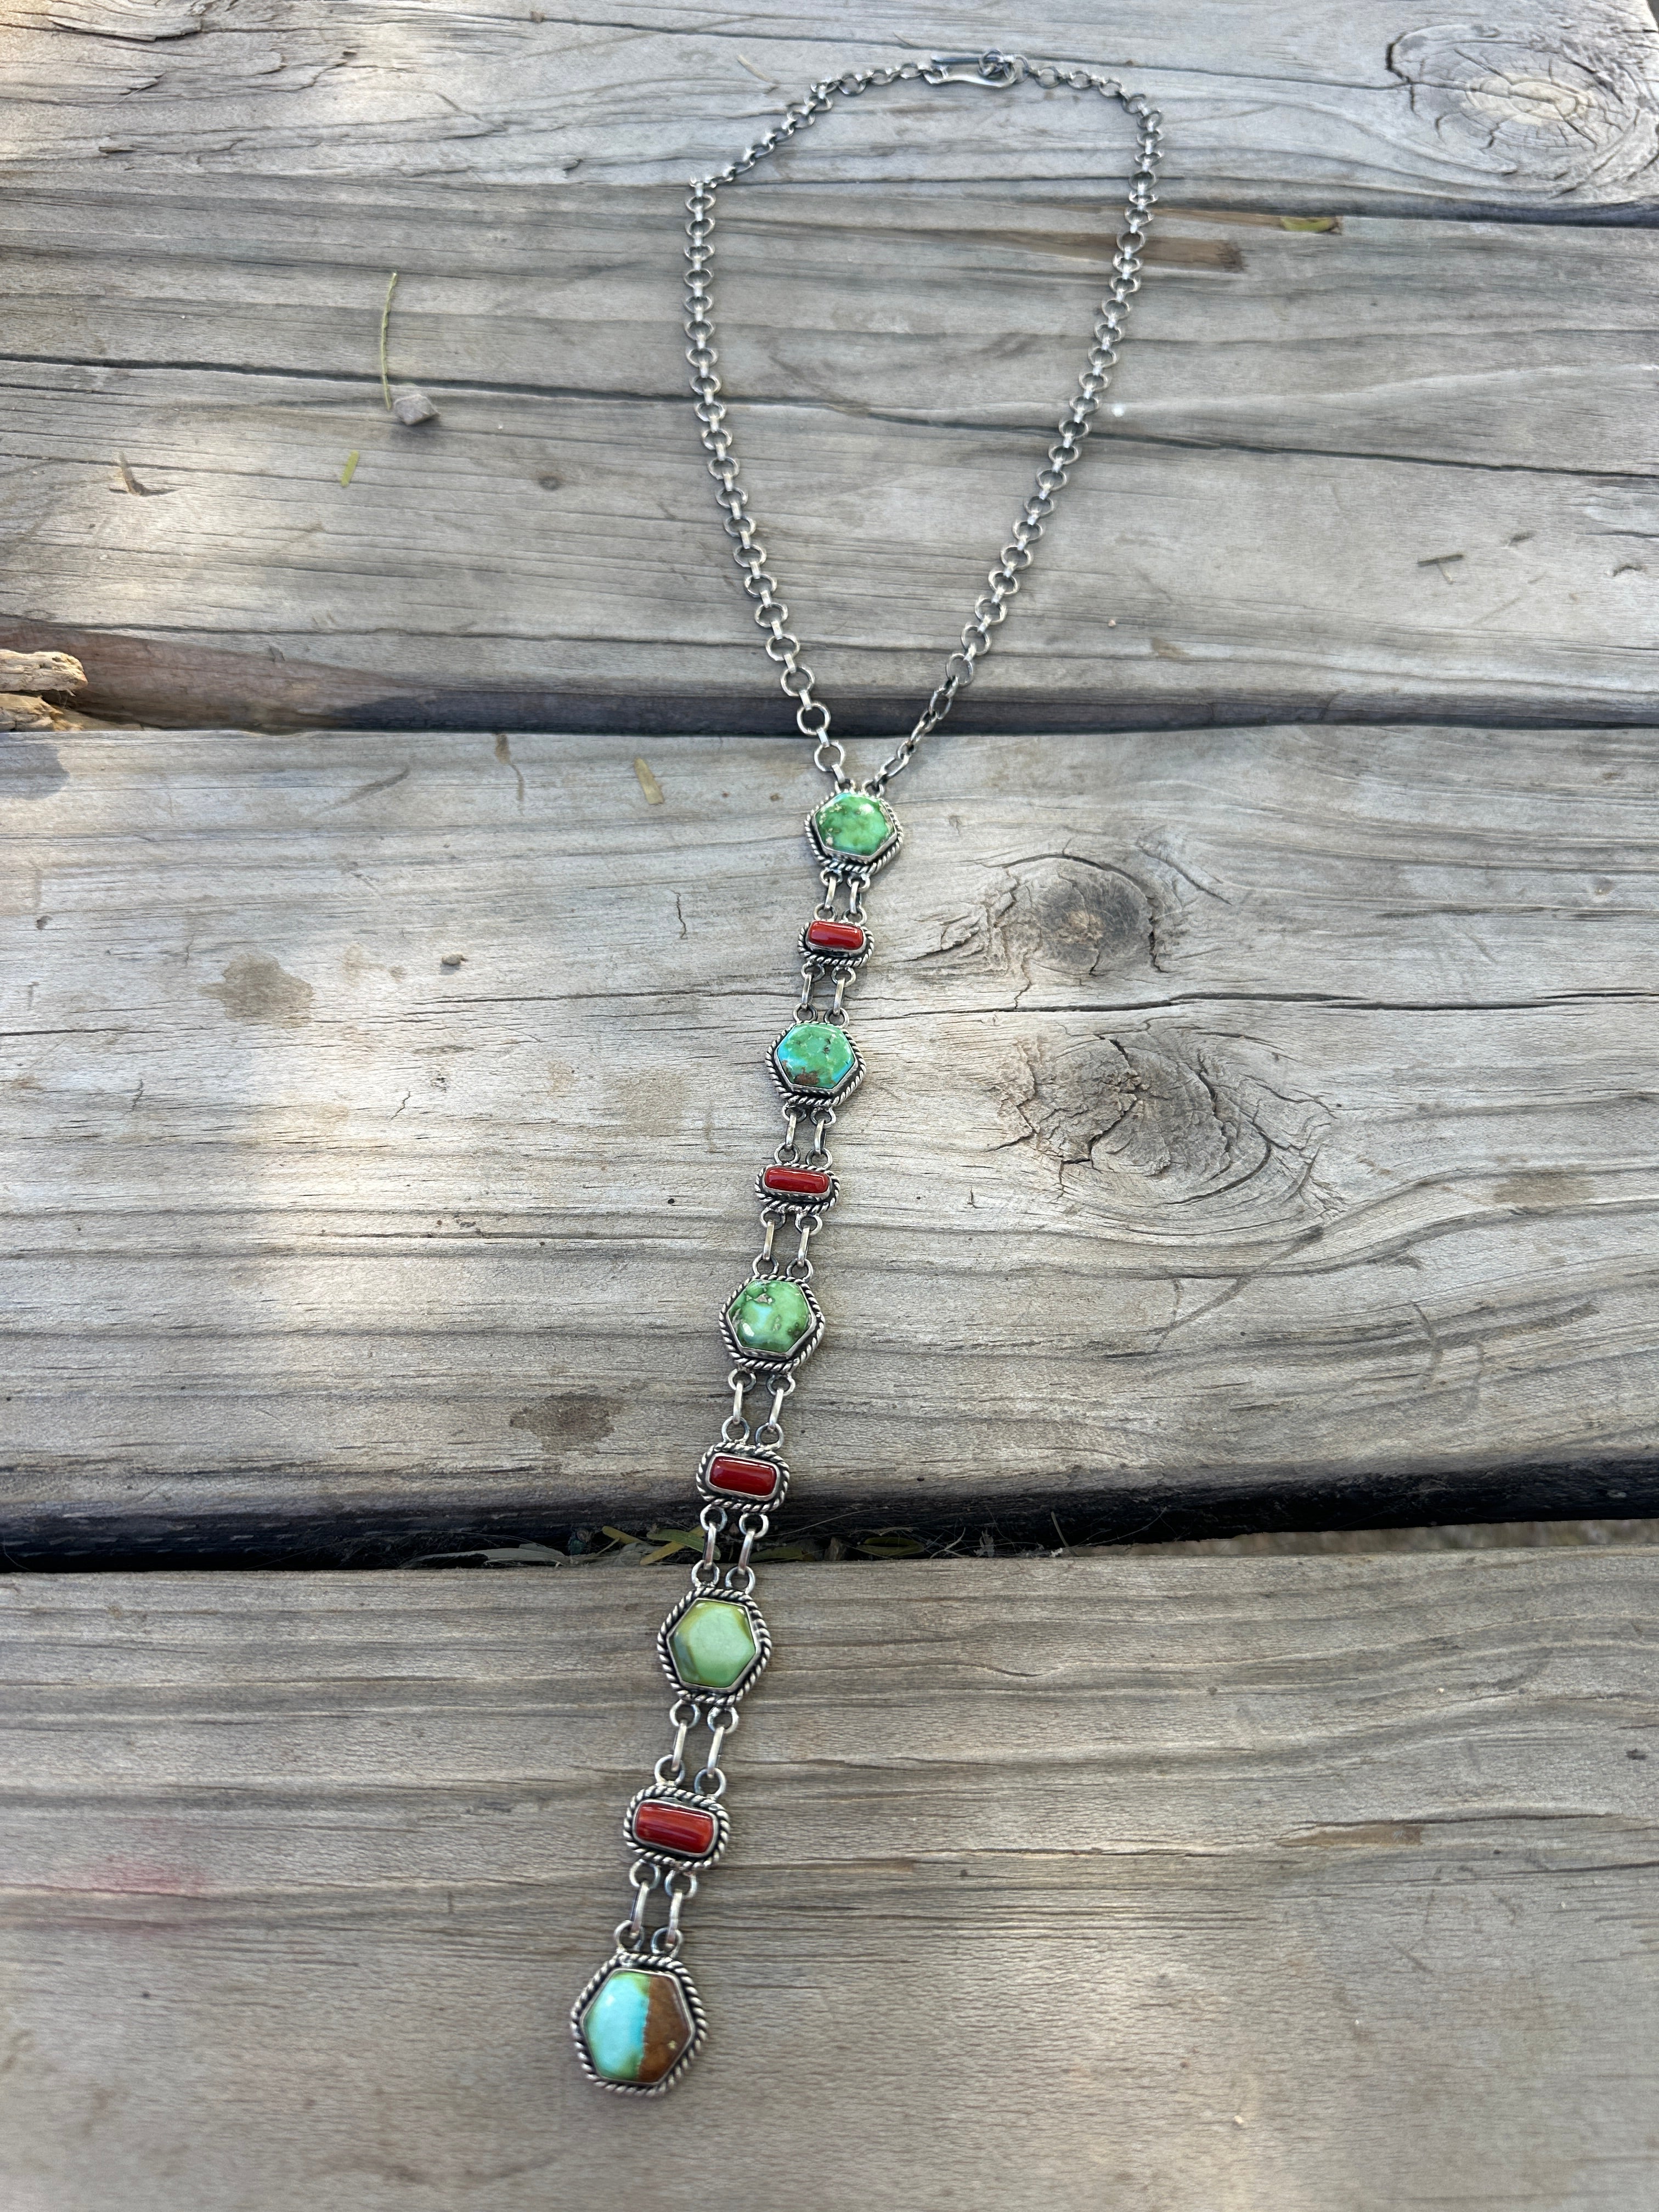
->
[761,1165,833,1199]
[633,1799,718,1855]
[706,1454,782,1501]
[805,919,867,954]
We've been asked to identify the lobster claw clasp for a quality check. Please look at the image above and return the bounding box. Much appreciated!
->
[922,50,1021,86]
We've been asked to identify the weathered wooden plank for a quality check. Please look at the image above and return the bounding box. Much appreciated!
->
[4,0,1659,216]
[3,724,1657,1559]
[0,1554,1652,2209]
[3,180,1657,733]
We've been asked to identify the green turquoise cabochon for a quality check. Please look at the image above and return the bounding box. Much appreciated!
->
[813,790,897,859]
[579,1966,696,2086]
[773,1019,857,1096]
[668,1598,760,1692]
[727,1277,815,1358]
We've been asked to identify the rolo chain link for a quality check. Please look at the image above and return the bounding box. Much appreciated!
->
[685,48,1164,795]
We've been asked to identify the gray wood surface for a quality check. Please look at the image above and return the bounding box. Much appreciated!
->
[5,723,1657,1558]
[0,1551,1652,2210]
[5,13,1654,2192]
[7,0,1659,213]
[4,179,1658,733]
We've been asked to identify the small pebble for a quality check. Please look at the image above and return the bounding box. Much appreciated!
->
[391,390,440,426]
[439,952,466,969]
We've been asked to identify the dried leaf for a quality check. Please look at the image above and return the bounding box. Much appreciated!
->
[855,1531,928,1559]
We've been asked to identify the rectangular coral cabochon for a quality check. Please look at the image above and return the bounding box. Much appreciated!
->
[761,1166,833,1198]
[707,1455,782,1500]
[633,1801,719,1854]
[805,919,867,952]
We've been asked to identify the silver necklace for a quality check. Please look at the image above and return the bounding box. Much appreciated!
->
[574,49,1164,2098]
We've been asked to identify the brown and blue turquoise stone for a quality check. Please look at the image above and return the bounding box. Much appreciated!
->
[774,1020,856,1094]
[579,1966,695,2086]
[668,1597,759,1691]
[814,791,896,860]
[727,1277,815,1359]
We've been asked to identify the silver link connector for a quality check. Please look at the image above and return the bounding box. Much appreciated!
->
[922,51,1023,85]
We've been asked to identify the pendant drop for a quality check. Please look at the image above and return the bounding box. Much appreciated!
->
[572,1950,709,2096]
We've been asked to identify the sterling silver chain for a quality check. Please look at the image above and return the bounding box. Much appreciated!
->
[684,48,1165,794]
[578,52,1163,2096]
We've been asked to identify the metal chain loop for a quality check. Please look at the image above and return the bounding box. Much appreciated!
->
[689,1502,728,1590]
[649,1869,699,1954]
[652,1694,701,1786]
[616,1857,661,1950]
[685,49,1163,794]
[695,1703,739,1797]
[751,1374,792,1450]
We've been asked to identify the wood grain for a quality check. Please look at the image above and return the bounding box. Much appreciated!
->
[0,1553,1652,2210]
[3,723,1657,1558]
[5,0,1658,213]
[4,179,1658,733]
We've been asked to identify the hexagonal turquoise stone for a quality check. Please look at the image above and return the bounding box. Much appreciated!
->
[814,790,895,859]
[669,1598,759,1691]
[580,1965,695,2086]
[727,1277,815,1359]
[775,1020,856,1094]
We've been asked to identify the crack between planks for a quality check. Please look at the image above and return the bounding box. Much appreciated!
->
[6,356,1659,486]
[865,986,1659,1020]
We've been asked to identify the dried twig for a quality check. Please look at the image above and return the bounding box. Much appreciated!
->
[377,269,438,425]
[111,454,171,496]
[379,270,399,411]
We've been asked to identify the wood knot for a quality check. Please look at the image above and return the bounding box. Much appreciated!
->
[201,953,314,1028]
[1004,1030,1333,1238]
[508,1392,618,1450]
[927,853,1165,990]
[1389,14,1659,193]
